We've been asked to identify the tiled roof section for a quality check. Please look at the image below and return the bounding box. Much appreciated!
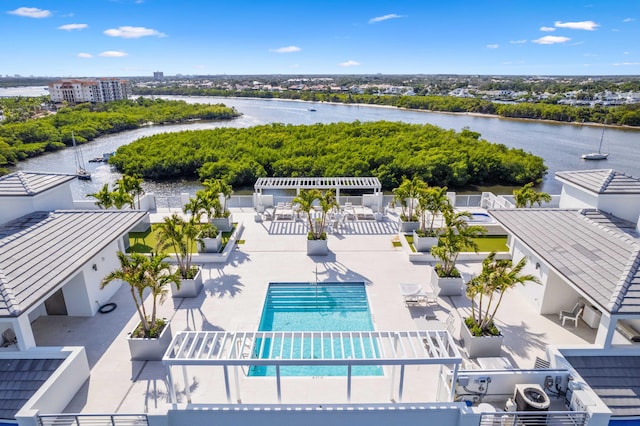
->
[0,358,64,420]
[0,210,146,317]
[580,209,640,239]
[556,169,640,194]
[0,172,75,197]
[565,356,640,417]
[489,209,640,314]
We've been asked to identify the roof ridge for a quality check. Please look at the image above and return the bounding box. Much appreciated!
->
[598,169,617,193]
[578,208,640,247]
[15,171,37,196]
[608,249,640,313]
[0,271,21,315]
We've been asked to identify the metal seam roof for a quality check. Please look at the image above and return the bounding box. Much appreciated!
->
[254,176,382,190]
[556,169,640,194]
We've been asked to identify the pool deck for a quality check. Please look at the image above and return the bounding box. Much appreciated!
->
[31,207,600,414]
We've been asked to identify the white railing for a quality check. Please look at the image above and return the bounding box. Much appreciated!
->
[38,414,148,426]
[479,411,588,426]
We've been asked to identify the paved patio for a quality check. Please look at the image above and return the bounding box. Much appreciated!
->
[31,208,598,414]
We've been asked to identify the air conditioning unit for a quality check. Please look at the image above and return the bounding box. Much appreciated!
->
[514,384,551,411]
[570,389,595,412]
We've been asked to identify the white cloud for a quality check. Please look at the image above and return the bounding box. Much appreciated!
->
[104,26,166,38]
[289,64,300,69]
[58,23,88,31]
[77,52,93,58]
[623,18,635,23]
[532,35,571,45]
[540,26,556,32]
[554,20,599,31]
[339,60,360,67]
[99,51,128,57]
[269,45,301,54]
[8,7,51,18]
[486,44,499,49]
[369,14,404,24]
[613,62,640,66]
[510,40,527,44]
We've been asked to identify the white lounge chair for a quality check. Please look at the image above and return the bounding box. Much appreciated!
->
[559,302,584,327]
[400,283,437,306]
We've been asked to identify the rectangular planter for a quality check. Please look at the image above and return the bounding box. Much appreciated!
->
[127,320,172,361]
[459,319,504,358]
[412,231,438,252]
[171,268,203,298]
[198,232,222,253]
[432,268,464,296]
[400,220,419,233]
[212,214,233,233]
[307,239,328,256]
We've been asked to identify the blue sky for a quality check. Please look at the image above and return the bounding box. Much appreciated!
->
[2,0,639,77]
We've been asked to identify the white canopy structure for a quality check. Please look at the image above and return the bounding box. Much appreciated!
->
[163,330,462,405]
[253,177,383,210]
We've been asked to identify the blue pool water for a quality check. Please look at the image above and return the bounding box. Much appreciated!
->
[250,282,382,377]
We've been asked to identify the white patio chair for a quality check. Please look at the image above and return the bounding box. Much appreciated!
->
[559,302,584,327]
[400,283,437,306]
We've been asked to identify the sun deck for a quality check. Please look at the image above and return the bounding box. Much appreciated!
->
[22,207,609,415]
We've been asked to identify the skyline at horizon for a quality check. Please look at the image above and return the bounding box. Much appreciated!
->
[2,1,640,78]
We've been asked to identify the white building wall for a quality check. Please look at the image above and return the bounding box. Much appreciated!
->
[511,241,545,312]
[61,272,91,317]
[0,197,34,225]
[88,241,125,315]
[32,184,74,212]
[597,193,640,223]
[559,185,598,209]
[539,269,580,315]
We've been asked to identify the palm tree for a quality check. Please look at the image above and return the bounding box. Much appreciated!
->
[316,189,338,238]
[202,178,233,218]
[100,252,179,338]
[293,188,323,239]
[156,213,200,279]
[392,176,427,222]
[417,186,451,236]
[465,252,540,336]
[111,186,134,209]
[87,183,113,209]
[513,182,551,208]
[431,209,486,277]
[116,174,145,209]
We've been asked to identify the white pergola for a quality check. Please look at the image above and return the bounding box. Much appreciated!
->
[253,177,383,207]
[163,330,462,405]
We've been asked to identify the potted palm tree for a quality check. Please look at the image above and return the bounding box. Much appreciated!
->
[156,213,203,297]
[430,209,486,296]
[513,182,552,208]
[461,252,540,357]
[393,176,426,232]
[202,179,234,232]
[413,186,451,252]
[294,189,337,256]
[184,195,221,253]
[101,251,180,361]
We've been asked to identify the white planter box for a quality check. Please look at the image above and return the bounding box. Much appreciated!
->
[432,268,464,296]
[307,239,328,256]
[127,320,172,361]
[212,214,233,232]
[459,319,504,358]
[171,268,203,298]
[400,220,419,232]
[198,232,222,253]
[412,231,438,252]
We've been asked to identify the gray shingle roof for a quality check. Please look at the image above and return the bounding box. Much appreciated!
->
[489,208,640,314]
[0,358,64,420]
[565,355,640,417]
[556,169,640,194]
[0,172,75,197]
[0,210,146,317]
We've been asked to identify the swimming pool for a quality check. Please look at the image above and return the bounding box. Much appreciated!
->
[250,282,382,377]
[466,212,495,223]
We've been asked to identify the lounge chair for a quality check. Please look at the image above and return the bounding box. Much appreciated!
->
[559,302,584,327]
[400,283,437,306]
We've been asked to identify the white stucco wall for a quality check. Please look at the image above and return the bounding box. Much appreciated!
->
[597,193,640,223]
[558,185,598,209]
[32,184,74,212]
[0,197,33,225]
[539,269,581,315]
[61,272,91,317]
[510,241,545,311]
[86,241,124,315]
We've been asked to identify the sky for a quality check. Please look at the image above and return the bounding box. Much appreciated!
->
[1,0,640,77]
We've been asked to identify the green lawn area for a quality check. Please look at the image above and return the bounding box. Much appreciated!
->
[405,235,508,253]
[128,224,237,254]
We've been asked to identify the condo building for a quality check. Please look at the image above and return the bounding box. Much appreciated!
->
[47,78,131,104]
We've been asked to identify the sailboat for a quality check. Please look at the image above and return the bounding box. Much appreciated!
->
[72,132,91,180]
[581,124,609,160]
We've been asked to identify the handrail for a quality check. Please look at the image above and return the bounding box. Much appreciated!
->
[479,410,588,426]
[38,413,148,426]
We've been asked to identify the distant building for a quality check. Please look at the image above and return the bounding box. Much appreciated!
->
[153,71,164,81]
[48,78,131,104]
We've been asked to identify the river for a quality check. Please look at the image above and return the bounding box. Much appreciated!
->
[9,92,640,202]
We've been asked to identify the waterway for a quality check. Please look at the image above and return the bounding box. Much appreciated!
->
[9,91,640,202]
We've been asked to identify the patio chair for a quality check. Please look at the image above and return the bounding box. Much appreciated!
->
[559,302,584,327]
[400,283,437,307]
